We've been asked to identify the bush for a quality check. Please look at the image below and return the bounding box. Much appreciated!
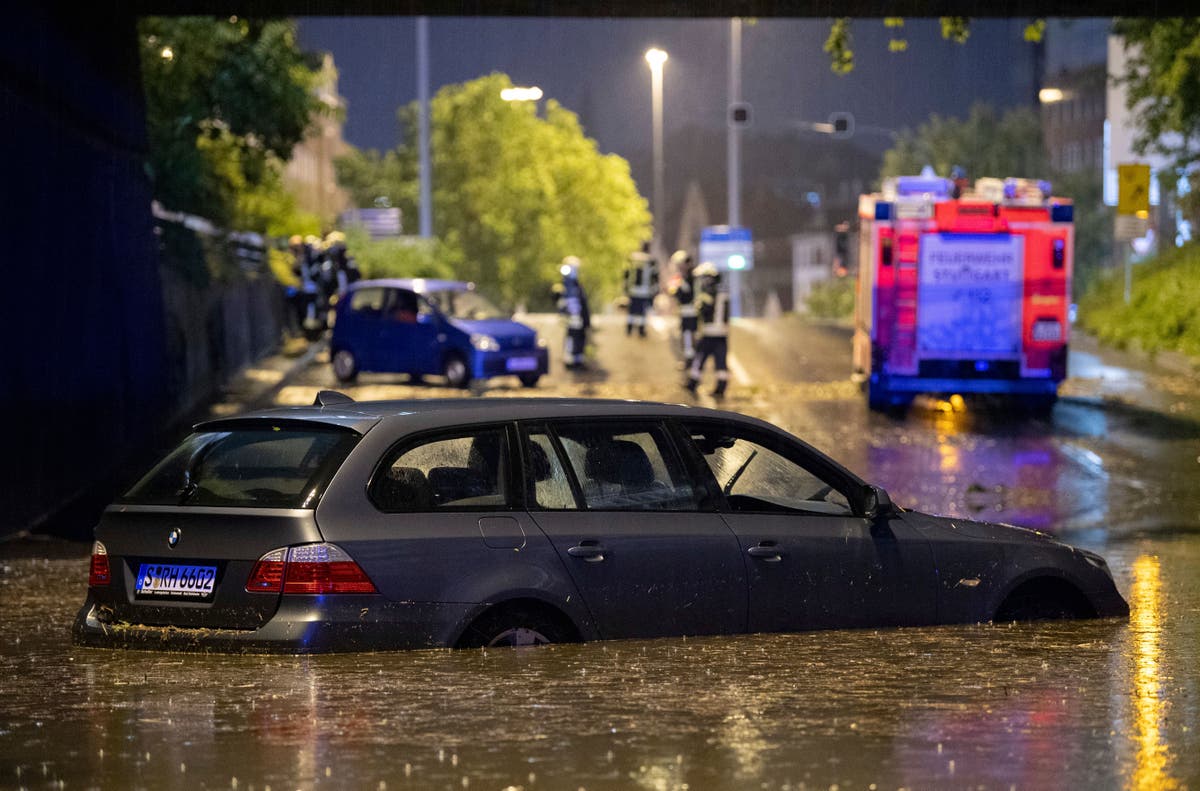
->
[1076,242,1200,357]
[804,276,856,319]
[344,227,456,282]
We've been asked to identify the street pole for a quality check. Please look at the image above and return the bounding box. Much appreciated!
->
[645,49,668,259]
[727,18,743,317]
[416,16,432,239]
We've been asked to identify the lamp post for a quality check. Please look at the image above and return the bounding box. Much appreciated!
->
[645,47,668,257]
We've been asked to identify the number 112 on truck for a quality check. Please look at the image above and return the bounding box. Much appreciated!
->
[852,175,1074,412]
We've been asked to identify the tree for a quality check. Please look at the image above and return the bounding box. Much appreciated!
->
[336,74,651,308]
[880,103,1047,182]
[823,17,1046,74]
[1112,18,1200,228]
[139,17,323,230]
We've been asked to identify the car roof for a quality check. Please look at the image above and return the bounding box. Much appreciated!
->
[207,397,756,432]
[350,278,472,294]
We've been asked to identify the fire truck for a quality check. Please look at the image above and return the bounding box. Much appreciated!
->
[853,175,1074,411]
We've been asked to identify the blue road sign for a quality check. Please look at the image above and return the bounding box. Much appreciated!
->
[699,226,754,272]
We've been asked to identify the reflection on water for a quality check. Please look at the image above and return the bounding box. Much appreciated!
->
[1129,554,1180,791]
[3,540,1199,790]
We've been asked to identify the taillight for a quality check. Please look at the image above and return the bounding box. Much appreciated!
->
[245,548,287,593]
[245,544,376,595]
[88,541,111,587]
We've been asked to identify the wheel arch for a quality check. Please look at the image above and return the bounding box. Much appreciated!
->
[992,570,1097,622]
[452,594,589,648]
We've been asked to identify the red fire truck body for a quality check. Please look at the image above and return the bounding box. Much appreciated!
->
[853,176,1074,410]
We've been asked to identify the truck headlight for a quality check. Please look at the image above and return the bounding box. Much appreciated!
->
[470,333,500,352]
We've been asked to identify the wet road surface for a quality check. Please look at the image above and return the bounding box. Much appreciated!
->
[3,311,1199,789]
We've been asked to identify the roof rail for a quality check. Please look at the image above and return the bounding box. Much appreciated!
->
[313,390,355,407]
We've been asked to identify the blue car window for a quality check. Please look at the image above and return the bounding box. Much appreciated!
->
[349,287,386,313]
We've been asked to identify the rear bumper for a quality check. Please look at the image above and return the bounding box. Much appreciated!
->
[474,347,549,379]
[874,375,1060,396]
[72,593,477,654]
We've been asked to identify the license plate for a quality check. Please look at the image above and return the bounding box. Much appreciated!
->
[135,563,217,600]
[506,356,539,372]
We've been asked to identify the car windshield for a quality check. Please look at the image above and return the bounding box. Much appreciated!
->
[120,425,359,509]
[426,289,506,321]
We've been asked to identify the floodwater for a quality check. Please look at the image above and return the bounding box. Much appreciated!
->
[4,320,1200,789]
[1,536,1197,790]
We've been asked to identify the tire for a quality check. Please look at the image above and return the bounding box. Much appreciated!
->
[457,604,575,649]
[331,348,358,383]
[518,373,541,388]
[443,353,470,389]
[997,596,1079,622]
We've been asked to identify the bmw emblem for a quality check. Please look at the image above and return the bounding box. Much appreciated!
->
[168,528,182,549]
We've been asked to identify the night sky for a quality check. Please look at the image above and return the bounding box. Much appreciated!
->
[297,16,1060,159]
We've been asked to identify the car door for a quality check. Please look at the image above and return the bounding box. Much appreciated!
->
[377,288,440,373]
[337,286,387,370]
[523,419,748,640]
[328,424,577,614]
[678,420,936,633]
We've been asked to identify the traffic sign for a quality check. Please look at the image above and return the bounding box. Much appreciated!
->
[1117,163,1151,216]
[699,226,754,272]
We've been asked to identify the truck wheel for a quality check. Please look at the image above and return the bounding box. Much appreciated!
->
[444,354,470,389]
[332,349,358,383]
[518,374,541,388]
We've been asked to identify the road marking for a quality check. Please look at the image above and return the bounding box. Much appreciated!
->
[727,351,750,385]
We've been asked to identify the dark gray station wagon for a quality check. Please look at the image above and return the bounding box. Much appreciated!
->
[74,394,1128,653]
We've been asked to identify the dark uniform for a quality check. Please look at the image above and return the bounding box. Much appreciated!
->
[669,250,697,367]
[686,262,730,397]
[623,244,658,337]
[558,256,590,369]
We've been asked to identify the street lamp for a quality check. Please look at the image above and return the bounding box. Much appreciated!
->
[645,48,668,256]
[501,86,543,102]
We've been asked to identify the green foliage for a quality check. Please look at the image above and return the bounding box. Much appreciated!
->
[824,19,854,75]
[1077,243,1200,357]
[939,17,971,44]
[335,73,651,309]
[1112,18,1200,229]
[140,17,322,231]
[342,227,455,281]
[1023,20,1046,43]
[881,103,1047,181]
[805,277,856,319]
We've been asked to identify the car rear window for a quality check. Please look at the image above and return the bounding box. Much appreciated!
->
[121,425,359,508]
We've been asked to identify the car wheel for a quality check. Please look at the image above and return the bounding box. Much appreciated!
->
[518,373,541,388]
[443,354,470,389]
[458,605,575,649]
[332,349,358,383]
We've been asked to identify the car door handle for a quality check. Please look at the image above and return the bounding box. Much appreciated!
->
[747,544,783,562]
[567,542,606,562]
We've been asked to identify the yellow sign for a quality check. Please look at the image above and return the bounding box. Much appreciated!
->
[1118,163,1151,216]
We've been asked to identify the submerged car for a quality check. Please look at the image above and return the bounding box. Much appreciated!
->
[329,279,549,388]
[74,395,1128,653]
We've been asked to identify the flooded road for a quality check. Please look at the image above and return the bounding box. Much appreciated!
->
[2,537,1197,790]
[4,315,1199,789]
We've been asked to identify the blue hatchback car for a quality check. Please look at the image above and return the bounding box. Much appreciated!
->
[330,279,549,388]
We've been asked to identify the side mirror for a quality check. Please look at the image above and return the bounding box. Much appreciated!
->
[859,484,893,519]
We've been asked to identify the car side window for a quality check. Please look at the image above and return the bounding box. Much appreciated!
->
[685,424,852,516]
[551,422,699,511]
[349,287,385,314]
[523,430,578,510]
[386,289,420,324]
[371,428,509,512]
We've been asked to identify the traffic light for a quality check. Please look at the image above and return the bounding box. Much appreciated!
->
[729,103,752,127]
[829,112,854,139]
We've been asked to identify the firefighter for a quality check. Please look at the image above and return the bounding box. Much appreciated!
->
[623,242,658,337]
[557,256,591,370]
[668,249,697,368]
[323,230,351,295]
[686,262,730,397]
